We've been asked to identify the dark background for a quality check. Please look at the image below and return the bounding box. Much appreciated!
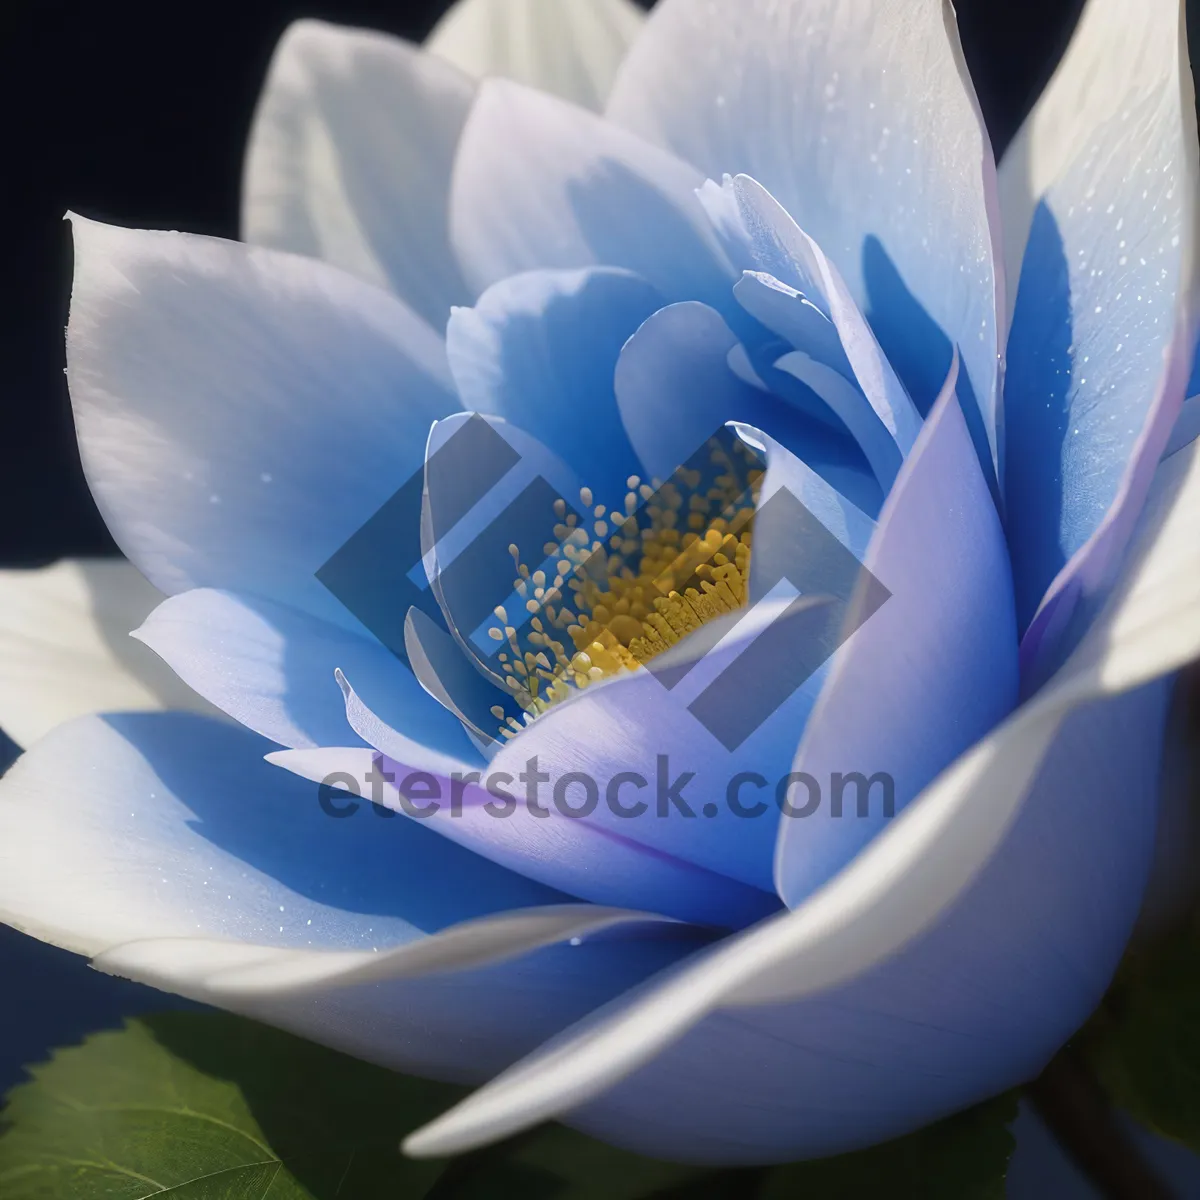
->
[0,0,1086,1100]
[0,0,1086,567]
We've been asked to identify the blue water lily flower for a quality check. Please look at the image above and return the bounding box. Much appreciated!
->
[2,0,1200,1165]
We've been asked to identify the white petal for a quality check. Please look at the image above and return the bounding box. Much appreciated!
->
[403,434,1200,1156]
[998,0,1195,326]
[0,559,216,749]
[94,924,702,1088]
[66,215,455,634]
[427,0,644,110]
[242,20,475,328]
[94,905,682,999]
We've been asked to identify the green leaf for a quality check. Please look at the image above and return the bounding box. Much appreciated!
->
[0,1011,1018,1198]
[756,1094,1018,1200]
[0,1013,706,1199]
[1083,915,1200,1152]
[0,1012,460,1199]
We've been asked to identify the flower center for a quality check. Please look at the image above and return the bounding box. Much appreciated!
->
[486,436,763,740]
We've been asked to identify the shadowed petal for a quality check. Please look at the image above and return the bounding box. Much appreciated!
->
[336,662,486,774]
[608,0,1001,474]
[0,714,551,956]
[701,176,923,467]
[133,588,475,759]
[774,351,901,489]
[735,425,875,595]
[613,301,880,513]
[449,79,735,316]
[447,266,662,491]
[1000,0,1199,650]
[775,358,1018,904]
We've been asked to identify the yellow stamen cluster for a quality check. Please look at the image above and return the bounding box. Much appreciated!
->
[486,437,763,739]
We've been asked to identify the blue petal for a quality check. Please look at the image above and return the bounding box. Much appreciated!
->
[733,271,851,384]
[133,588,476,759]
[66,217,457,635]
[1187,335,1200,395]
[613,300,880,510]
[403,608,521,753]
[446,267,663,494]
[733,269,895,466]
[734,425,875,603]
[775,359,1018,904]
[607,0,1001,475]
[774,351,901,490]
[700,176,924,462]
[337,662,489,772]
